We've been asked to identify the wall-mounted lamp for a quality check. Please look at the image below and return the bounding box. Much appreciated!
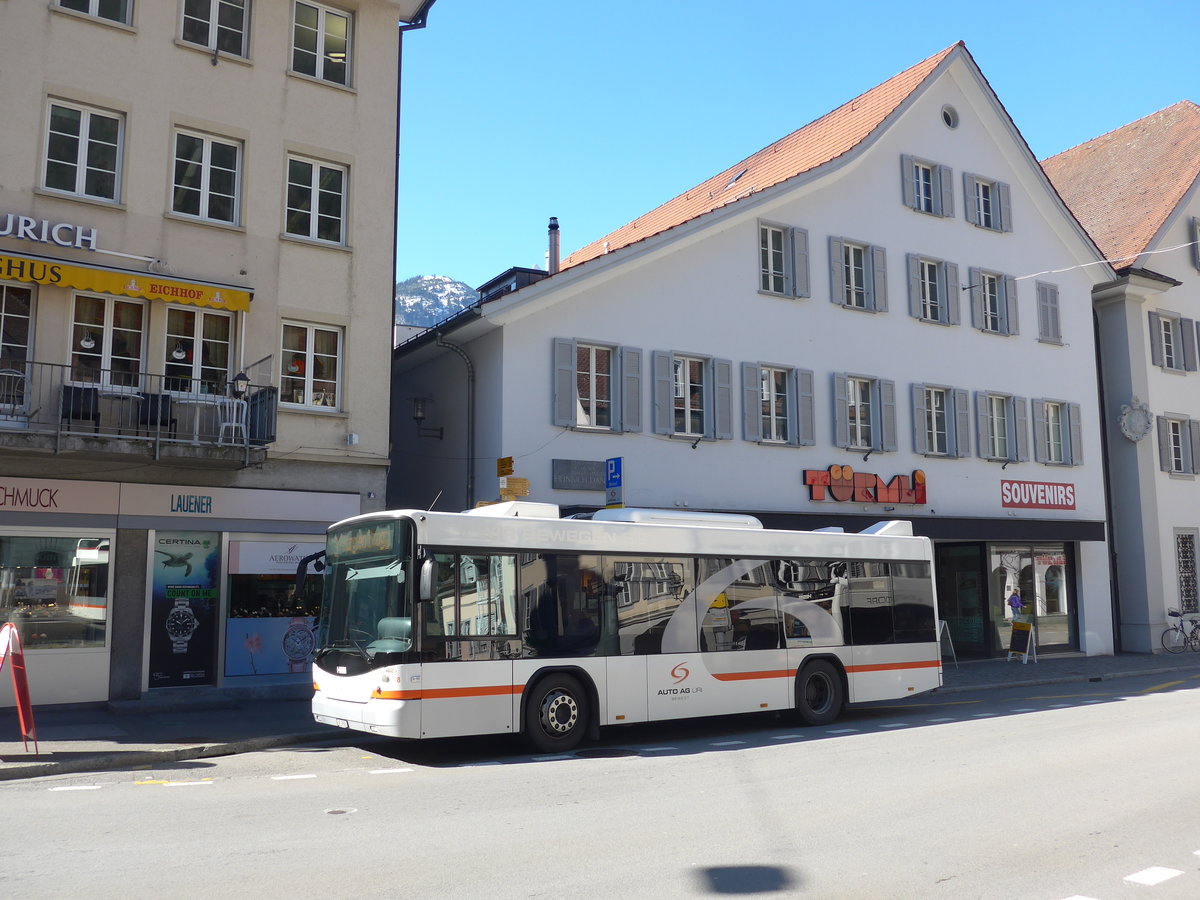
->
[1001,460,1010,470]
[862,448,873,462]
[412,397,443,440]
[230,371,250,399]
[79,332,96,351]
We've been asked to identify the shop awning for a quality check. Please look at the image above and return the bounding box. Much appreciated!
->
[0,249,251,312]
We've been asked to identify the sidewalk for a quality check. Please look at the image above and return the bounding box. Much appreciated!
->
[3,652,1200,781]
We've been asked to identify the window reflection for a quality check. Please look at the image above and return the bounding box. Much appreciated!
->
[0,535,109,648]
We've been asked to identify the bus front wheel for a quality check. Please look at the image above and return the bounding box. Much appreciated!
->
[525,673,589,753]
[795,660,844,726]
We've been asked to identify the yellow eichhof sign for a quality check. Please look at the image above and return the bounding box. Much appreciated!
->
[0,251,251,312]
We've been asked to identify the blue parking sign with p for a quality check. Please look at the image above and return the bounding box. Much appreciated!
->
[605,457,623,507]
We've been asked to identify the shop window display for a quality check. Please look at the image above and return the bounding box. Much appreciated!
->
[226,570,322,676]
[0,535,108,649]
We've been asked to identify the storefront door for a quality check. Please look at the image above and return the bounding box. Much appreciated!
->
[988,543,1077,654]
[935,543,988,657]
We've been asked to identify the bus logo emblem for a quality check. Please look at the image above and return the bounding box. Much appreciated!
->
[671,663,689,683]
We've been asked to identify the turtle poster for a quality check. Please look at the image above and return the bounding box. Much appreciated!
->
[148,531,220,687]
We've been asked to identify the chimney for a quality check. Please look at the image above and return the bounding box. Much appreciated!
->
[548,217,560,275]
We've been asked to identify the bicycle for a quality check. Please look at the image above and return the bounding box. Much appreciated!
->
[1160,608,1200,653]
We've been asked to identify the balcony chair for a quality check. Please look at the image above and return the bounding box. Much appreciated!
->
[217,396,248,446]
[138,392,178,438]
[59,384,101,433]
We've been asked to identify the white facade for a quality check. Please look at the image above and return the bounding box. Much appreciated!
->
[393,46,1116,658]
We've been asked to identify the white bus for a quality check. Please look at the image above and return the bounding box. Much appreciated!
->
[310,502,941,751]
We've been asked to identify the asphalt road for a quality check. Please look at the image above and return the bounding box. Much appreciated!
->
[4,671,1199,899]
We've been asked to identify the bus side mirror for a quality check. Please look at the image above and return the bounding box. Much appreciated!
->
[418,558,435,602]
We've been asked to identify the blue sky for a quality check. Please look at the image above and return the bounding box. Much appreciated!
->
[396,0,1199,290]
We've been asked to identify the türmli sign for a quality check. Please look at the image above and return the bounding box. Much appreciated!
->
[803,465,927,504]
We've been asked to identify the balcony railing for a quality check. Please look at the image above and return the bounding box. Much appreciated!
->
[0,359,277,463]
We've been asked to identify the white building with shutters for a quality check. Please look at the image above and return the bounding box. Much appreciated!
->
[1043,101,1200,652]
[392,42,1117,658]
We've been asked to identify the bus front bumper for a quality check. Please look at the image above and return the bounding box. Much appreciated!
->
[312,692,418,739]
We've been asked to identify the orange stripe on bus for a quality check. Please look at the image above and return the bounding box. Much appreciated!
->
[372,684,526,701]
[711,669,793,682]
[845,659,940,673]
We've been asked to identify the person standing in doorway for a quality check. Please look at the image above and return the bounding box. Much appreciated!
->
[1008,587,1025,619]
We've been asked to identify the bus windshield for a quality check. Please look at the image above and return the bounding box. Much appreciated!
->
[318,519,413,668]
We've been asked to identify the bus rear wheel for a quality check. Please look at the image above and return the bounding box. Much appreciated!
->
[795,660,844,726]
[525,673,589,753]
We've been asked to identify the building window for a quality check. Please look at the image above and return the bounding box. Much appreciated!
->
[1148,311,1197,372]
[43,101,123,202]
[906,254,960,324]
[552,338,641,432]
[901,155,953,217]
[292,1,351,86]
[164,308,233,394]
[281,322,341,408]
[1177,530,1198,614]
[1032,399,1082,466]
[964,173,1012,232]
[835,374,896,452]
[976,392,1028,463]
[182,0,249,57]
[829,238,887,312]
[741,363,814,445]
[57,0,131,25]
[0,285,33,370]
[758,222,810,297]
[70,295,145,387]
[911,384,969,457]
[1037,282,1062,344]
[285,156,346,244]
[969,268,1018,336]
[172,130,241,225]
[652,351,732,441]
[1158,416,1200,475]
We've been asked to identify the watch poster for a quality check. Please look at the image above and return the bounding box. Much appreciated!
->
[148,531,220,688]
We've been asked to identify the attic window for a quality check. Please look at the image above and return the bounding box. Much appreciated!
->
[941,105,959,129]
[725,169,749,189]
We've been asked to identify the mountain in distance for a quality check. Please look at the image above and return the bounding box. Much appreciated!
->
[394,275,479,327]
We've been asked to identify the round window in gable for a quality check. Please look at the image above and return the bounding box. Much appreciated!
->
[941,105,959,129]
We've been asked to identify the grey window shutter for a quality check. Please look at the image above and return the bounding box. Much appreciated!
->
[953,388,971,457]
[906,254,922,319]
[879,379,897,451]
[742,362,762,442]
[1067,402,1082,465]
[793,228,810,297]
[783,367,800,446]
[975,391,989,457]
[871,245,888,312]
[937,164,954,217]
[1031,400,1047,463]
[963,173,979,226]
[998,181,1013,232]
[1013,397,1029,462]
[1193,218,1200,271]
[652,350,673,435]
[796,369,815,446]
[969,267,983,329]
[1190,420,1200,474]
[911,383,928,454]
[1148,312,1164,367]
[1182,318,1197,371]
[1037,284,1061,341]
[944,262,960,325]
[552,338,576,426]
[834,374,850,448]
[829,236,845,305]
[712,358,732,440]
[620,346,642,432]
[1003,275,1019,335]
[1158,416,1172,471]
[901,155,917,209]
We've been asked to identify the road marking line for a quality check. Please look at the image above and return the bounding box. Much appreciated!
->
[271,774,317,780]
[970,713,995,718]
[826,728,858,734]
[163,781,215,787]
[1059,895,1100,899]
[1138,680,1184,694]
[927,717,955,722]
[1048,703,1070,708]
[48,785,103,791]
[368,768,413,774]
[1011,708,1037,712]
[531,754,573,761]
[1124,866,1183,886]
[134,780,170,785]
[769,735,802,740]
[640,746,680,752]
[711,740,745,746]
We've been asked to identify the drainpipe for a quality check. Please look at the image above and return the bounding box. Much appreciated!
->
[436,334,474,507]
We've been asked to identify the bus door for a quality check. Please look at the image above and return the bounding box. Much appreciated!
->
[417,552,519,739]
[689,558,789,717]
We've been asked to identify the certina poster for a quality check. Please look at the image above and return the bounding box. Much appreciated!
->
[148,530,220,688]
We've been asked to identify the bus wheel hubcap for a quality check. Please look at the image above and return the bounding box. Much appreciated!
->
[541,690,578,734]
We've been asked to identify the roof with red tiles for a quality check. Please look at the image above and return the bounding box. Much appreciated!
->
[1041,101,1200,266]
[559,43,962,272]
